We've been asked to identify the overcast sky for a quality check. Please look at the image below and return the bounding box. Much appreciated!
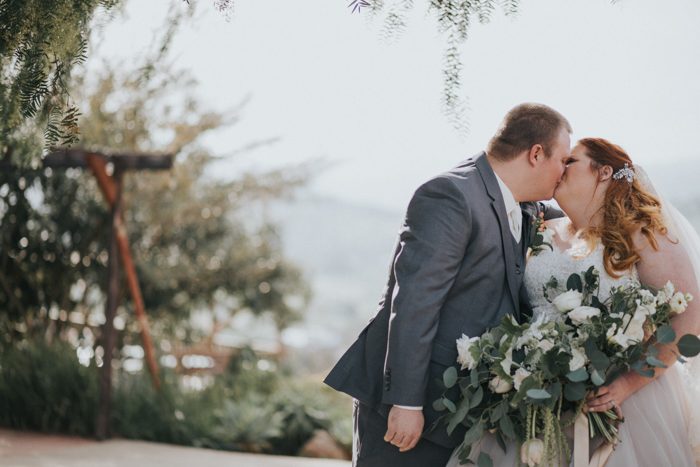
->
[93,0,700,211]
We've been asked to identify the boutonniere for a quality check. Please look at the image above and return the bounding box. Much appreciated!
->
[528,212,554,256]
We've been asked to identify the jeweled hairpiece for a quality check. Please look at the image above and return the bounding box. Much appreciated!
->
[613,163,635,183]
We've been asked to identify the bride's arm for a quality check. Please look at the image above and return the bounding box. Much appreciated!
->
[587,229,700,412]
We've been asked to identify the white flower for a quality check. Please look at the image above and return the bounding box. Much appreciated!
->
[513,367,531,391]
[611,316,644,349]
[500,347,514,375]
[670,292,689,314]
[552,290,583,312]
[456,334,480,370]
[489,375,513,394]
[521,438,544,467]
[540,228,555,244]
[539,338,555,352]
[606,323,618,342]
[638,289,656,306]
[567,306,601,324]
[663,281,675,298]
[656,291,668,305]
[569,346,587,372]
[634,300,656,318]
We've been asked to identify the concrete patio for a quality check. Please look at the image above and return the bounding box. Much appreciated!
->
[0,429,351,467]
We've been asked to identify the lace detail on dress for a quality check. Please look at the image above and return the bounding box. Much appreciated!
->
[525,239,638,321]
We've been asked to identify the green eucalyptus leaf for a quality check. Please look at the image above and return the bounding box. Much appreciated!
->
[634,367,656,378]
[499,415,516,439]
[447,399,471,435]
[656,325,676,344]
[564,382,586,401]
[591,369,605,386]
[566,367,589,382]
[462,421,484,445]
[526,388,551,400]
[443,366,458,389]
[477,452,494,467]
[646,356,667,368]
[678,334,700,357]
[470,385,484,409]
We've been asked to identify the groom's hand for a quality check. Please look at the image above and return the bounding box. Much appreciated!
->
[384,406,424,452]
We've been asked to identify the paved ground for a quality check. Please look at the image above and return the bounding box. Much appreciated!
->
[0,429,351,467]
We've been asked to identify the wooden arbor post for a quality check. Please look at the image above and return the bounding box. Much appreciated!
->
[3,149,173,439]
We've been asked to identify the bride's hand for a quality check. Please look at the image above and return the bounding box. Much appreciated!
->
[585,377,633,419]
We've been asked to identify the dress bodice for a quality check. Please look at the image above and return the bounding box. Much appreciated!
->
[524,230,638,321]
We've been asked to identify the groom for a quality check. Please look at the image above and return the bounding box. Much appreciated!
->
[324,103,571,466]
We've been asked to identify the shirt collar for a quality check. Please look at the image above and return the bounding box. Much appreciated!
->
[493,172,519,214]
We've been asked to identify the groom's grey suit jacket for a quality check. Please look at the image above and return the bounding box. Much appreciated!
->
[324,152,559,449]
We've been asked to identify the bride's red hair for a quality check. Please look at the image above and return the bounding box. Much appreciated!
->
[577,138,668,277]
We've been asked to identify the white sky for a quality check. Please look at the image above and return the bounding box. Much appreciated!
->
[92,0,700,212]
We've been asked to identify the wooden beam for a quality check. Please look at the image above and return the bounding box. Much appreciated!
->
[95,169,123,440]
[46,149,173,170]
[0,149,173,171]
[88,160,161,391]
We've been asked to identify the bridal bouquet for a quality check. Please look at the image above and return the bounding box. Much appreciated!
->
[435,266,700,467]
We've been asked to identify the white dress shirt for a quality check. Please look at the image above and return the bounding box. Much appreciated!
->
[494,172,521,241]
[395,172,521,411]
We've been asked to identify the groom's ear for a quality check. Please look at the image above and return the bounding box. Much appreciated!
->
[527,144,544,167]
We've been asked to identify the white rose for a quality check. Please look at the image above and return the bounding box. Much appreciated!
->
[569,346,587,372]
[634,300,656,318]
[489,375,513,394]
[670,292,689,314]
[520,438,544,467]
[539,338,555,352]
[513,367,531,391]
[632,305,650,324]
[456,334,480,370]
[552,290,583,312]
[612,319,644,349]
[567,306,601,324]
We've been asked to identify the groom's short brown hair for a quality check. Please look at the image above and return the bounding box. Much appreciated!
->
[487,103,572,161]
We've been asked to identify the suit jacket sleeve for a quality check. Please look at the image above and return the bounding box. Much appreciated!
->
[540,202,564,220]
[381,176,472,406]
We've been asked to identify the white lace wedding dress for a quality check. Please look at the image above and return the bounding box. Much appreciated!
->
[446,233,699,467]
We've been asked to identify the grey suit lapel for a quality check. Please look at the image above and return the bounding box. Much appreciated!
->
[475,153,521,318]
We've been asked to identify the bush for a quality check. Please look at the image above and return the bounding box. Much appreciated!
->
[0,339,98,435]
[0,338,352,456]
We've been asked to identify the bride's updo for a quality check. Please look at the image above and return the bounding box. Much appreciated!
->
[577,138,668,277]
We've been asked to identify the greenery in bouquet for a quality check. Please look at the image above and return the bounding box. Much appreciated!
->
[434,266,700,466]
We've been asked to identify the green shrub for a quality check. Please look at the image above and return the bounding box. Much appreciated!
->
[0,339,98,435]
[0,338,352,456]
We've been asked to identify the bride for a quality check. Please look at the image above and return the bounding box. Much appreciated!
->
[449,138,700,466]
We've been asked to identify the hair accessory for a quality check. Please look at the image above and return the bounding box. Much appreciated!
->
[612,163,635,183]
